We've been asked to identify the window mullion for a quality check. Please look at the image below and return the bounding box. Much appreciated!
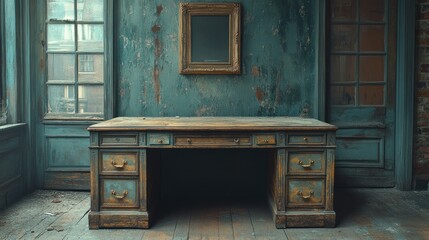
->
[74,0,78,114]
[355,0,361,107]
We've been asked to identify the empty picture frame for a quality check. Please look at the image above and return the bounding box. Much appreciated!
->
[179,3,241,74]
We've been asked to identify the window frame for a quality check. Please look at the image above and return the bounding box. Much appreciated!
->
[43,0,113,121]
[0,0,6,125]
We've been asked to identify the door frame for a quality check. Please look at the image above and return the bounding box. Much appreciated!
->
[317,0,415,190]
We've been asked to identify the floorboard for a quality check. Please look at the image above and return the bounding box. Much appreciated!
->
[247,201,287,240]
[0,188,428,240]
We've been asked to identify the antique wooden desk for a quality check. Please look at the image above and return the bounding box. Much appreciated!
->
[88,117,336,229]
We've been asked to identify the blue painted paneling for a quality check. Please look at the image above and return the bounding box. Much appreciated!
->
[116,0,318,117]
[46,136,90,169]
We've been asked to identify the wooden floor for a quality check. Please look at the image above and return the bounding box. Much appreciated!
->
[0,188,428,240]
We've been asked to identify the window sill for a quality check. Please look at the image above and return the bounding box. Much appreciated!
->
[0,123,26,133]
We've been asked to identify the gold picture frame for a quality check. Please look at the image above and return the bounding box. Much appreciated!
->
[179,3,241,74]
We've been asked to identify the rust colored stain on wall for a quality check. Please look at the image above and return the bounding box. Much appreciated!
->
[255,87,264,103]
[153,68,160,104]
[154,38,162,58]
[252,65,260,77]
[151,22,162,104]
[156,5,163,16]
[151,25,161,33]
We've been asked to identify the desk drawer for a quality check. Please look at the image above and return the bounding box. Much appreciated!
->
[287,134,325,145]
[287,151,325,175]
[287,178,325,208]
[255,134,277,145]
[175,135,252,147]
[100,179,139,209]
[148,133,171,146]
[101,133,139,146]
[100,151,138,175]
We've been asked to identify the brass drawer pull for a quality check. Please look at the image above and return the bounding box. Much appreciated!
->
[187,138,192,144]
[298,160,315,168]
[111,160,127,168]
[157,139,164,144]
[234,138,240,143]
[303,137,308,142]
[111,190,128,199]
[297,190,314,199]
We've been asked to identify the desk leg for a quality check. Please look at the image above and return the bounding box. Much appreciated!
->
[89,149,100,229]
[268,148,286,228]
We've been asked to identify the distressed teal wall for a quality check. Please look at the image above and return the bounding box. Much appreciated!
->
[116,0,318,117]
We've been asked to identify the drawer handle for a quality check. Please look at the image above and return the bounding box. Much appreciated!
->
[303,137,308,142]
[264,139,269,143]
[111,160,127,168]
[158,139,164,144]
[111,190,128,199]
[234,138,240,143]
[297,190,314,199]
[187,138,192,144]
[115,137,121,142]
[298,160,315,168]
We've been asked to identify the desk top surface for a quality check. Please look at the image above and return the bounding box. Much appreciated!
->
[88,117,337,131]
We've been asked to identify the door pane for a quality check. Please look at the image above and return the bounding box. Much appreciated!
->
[359,56,385,82]
[359,85,384,106]
[360,25,385,52]
[331,0,357,22]
[360,0,385,22]
[330,55,356,83]
[331,25,357,52]
[48,24,75,52]
[78,54,104,83]
[48,85,75,113]
[78,85,104,114]
[331,86,356,105]
[48,54,75,83]
[77,0,103,21]
[47,0,74,21]
[78,24,104,52]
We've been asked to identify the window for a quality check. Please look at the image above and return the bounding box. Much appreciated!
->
[46,0,105,118]
[329,0,387,106]
[0,0,5,125]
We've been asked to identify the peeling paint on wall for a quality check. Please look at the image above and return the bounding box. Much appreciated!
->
[117,0,317,117]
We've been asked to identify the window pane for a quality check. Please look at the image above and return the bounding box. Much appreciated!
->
[78,85,103,114]
[331,25,357,52]
[360,0,385,22]
[331,0,356,22]
[47,0,75,21]
[359,56,385,82]
[47,24,75,52]
[48,54,75,83]
[77,0,103,21]
[360,25,385,52]
[359,85,384,105]
[78,54,103,83]
[48,85,75,113]
[330,55,356,83]
[331,86,356,105]
[78,24,103,52]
